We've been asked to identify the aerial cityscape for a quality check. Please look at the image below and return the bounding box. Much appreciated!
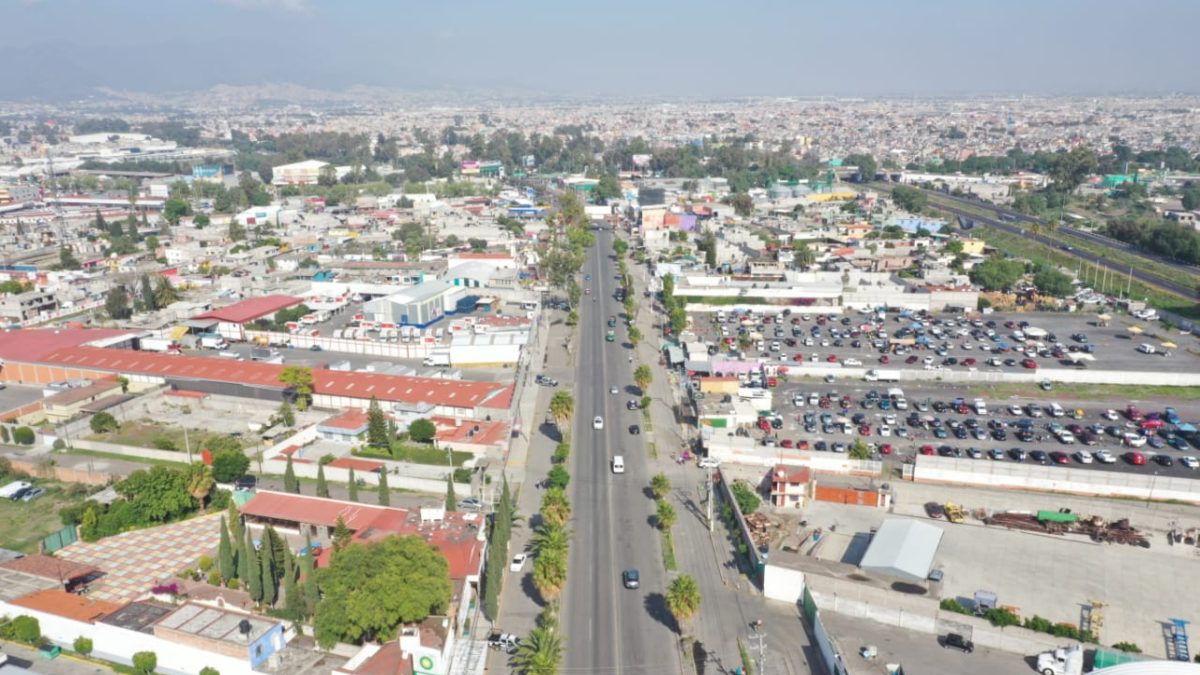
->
[0,2,1199,675]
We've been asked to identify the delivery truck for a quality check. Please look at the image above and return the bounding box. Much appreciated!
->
[140,338,181,354]
[199,335,229,350]
[423,352,451,367]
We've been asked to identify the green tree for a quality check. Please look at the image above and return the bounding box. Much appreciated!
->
[849,438,873,460]
[1182,188,1200,211]
[283,455,299,494]
[211,449,250,483]
[347,467,359,502]
[73,636,93,656]
[545,464,570,490]
[105,285,132,320]
[228,221,247,242]
[531,548,567,601]
[650,473,671,500]
[316,464,329,498]
[366,397,390,448]
[444,476,456,512]
[89,411,120,433]
[140,273,157,311]
[218,516,235,583]
[58,247,81,270]
[891,185,928,212]
[656,499,677,530]
[378,469,390,506]
[260,537,277,606]
[163,197,191,225]
[245,529,262,601]
[153,277,180,308]
[1033,266,1075,298]
[278,366,315,411]
[548,391,575,429]
[539,487,571,528]
[845,153,877,182]
[633,365,652,393]
[729,193,754,217]
[277,400,295,427]
[12,426,34,445]
[510,609,564,674]
[666,575,702,634]
[313,535,453,649]
[237,519,251,583]
[8,615,40,644]
[628,325,642,348]
[332,515,352,553]
[132,651,157,675]
[408,418,436,443]
[943,239,965,255]
[968,256,1025,291]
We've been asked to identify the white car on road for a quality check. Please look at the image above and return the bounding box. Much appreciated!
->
[842,358,862,367]
[510,553,529,572]
[1181,457,1199,469]
[1074,450,1093,464]
[698,457,721,469]
[593,416,604,430]
[1093,449,1117,464]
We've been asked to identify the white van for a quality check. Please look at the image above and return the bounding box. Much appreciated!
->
[612,456,625,474]
[1049,402,1065,417]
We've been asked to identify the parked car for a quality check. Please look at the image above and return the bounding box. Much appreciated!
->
[941,633,974,654]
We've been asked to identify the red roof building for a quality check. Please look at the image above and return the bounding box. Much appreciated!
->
[239,491,485,582]
[195,295,302,324]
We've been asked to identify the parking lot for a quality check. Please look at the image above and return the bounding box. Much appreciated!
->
[688,309,1190,376]
[0,383,49,417]
[751,376,1200,480]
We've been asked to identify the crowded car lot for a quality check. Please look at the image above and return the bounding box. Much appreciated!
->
[749,381,1200,479]
[688,308,1188,376]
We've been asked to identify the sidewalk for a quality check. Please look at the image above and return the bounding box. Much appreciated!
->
[626,247,813,675]
[480,306,576,665]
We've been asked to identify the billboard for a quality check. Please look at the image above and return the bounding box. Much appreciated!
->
[631,154,653,168]
[461,160,481,174]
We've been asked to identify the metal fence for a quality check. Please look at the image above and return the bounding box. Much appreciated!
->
[42,524,78,553]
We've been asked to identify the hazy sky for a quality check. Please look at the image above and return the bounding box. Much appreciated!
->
[2,0,1198,99]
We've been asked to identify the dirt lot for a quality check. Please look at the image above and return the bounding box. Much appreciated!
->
[0,476,88,553]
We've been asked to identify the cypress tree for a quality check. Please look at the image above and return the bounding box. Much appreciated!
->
[378,469,390,506]
[283,455,299,493]
[218,517,235,583]
[332,516,352,552]
[301,537,320,616]
[347,467,358,502]
[260,538,276,606]
[246,530,262,601]
[366,396,389,448]
[236,525,250,583]
[316,464,329,498]
[283,550,302,618]
[227,500,242,543]
[445,475,456,512]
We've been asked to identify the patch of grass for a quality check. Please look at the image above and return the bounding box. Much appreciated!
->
[67,447,189,467]
[661,530,677,571]
[738,638,755,675]
[355,443,471,466]
[977,380,1200,401]
[0,482,87,553]
[88,419,235,453]
[647,441,658,459]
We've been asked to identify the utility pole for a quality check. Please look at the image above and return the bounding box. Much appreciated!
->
[183,425,192,464]
[749,624,768,674]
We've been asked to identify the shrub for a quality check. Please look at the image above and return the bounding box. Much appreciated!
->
[983,607,1020,628]
[546,464,570,490]
[151,435,177,451]
[226,578,240,590]
[73,636,93,656]
[200,668,220,675]
[12,426,34,445]
[408,418,437,443]
[3,615,41,644]
[0,426,8,443]
[552,442,570,464]
[207,570,222,586]
[197,555,214,572]
[52,438,66,450]
[453,468,472,484]
[1023,615,1053,633]
[319,454,336,466]
[1112,642,1141,653]
[89,412,119,434]
[132,651,157,675]
[210,449,250,483]
[940,598,970,615]
[730,480,761,514]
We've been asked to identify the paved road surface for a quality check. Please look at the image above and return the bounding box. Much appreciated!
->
[563,228,682,674]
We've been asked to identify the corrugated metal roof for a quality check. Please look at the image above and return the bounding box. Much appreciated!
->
[38,347,509,409]
[858,518,944,582]
[194,295,301,324]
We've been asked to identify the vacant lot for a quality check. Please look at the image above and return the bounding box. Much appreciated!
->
[89,419,243,453]
[0,481,87,553]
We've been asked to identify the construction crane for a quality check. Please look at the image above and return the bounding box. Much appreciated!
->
[39,144,67,243]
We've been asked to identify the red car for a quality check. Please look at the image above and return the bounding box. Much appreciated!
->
[793,353,805,362]
[1126,405,1144,421]
[757,418,771,432]
[797,440,810,450]
[1022,358,1038,369]
[827,354,838,363]
[962,358,976,367]
[880,443,894,455]
[1124,451,1146,465]
[920,444,935,455]
[879,355,890,364]
[906,355,919,364]
[780,439,794,448]
[859,425,872,436]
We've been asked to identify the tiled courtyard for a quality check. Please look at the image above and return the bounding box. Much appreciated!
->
[57,513,223,602]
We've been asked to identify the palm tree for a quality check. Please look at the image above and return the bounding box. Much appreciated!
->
[530,522,570,556]
[666,575,702,634]
[650,473,671,500]
[540,488,572,528]
[633,365,652,394]
[186,465,214,514]
[656,499,676,530]
[793,241,815,268]
[531,549,567,600]
[510,623,563,674]
[548,391,574,430]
